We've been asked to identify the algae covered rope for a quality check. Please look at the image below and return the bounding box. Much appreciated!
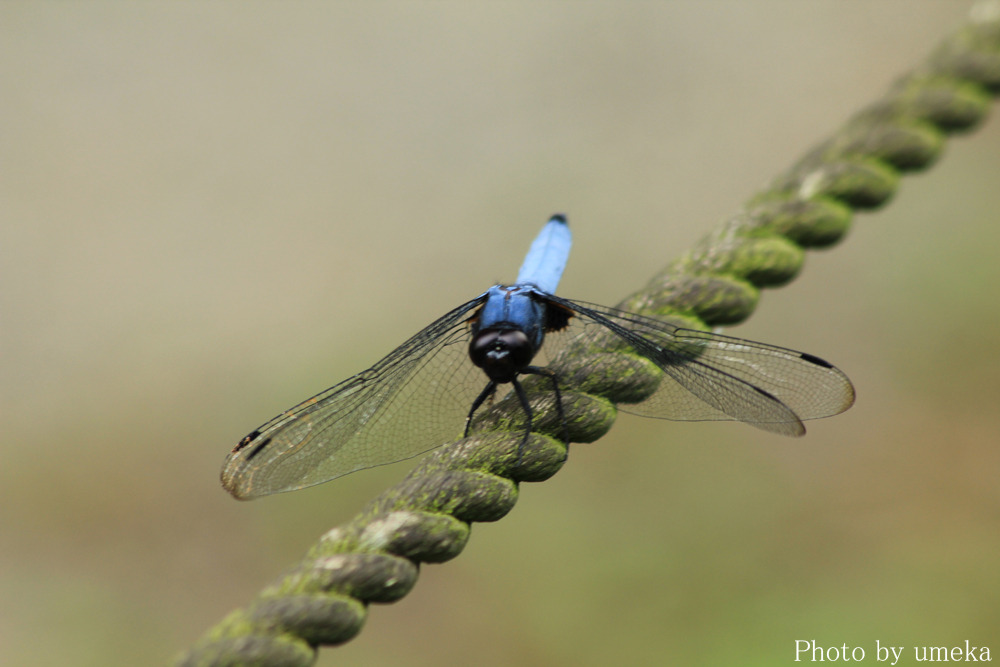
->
[176,5,1000,666]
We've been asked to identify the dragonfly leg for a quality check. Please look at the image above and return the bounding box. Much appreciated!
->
[523,366,567,444]
[509,377,533,467]
[464,380,497,437]
[512,367,569,471]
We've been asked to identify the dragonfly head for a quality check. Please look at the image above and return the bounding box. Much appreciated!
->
[469,326,535,383]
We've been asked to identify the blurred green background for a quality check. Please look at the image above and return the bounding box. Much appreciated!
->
[2,2,999,666]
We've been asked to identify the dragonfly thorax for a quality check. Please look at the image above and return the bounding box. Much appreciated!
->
[469,327,537,383]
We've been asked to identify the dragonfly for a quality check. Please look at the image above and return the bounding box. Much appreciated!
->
[222,215,854,499]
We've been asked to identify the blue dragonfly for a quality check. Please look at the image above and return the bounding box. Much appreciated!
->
[222,215,854,499]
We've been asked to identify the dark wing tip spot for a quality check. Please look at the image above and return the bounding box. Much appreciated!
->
[549,213,568,225]
[232,429,261,453]
[799,352,834,369]
[244,436,273,461]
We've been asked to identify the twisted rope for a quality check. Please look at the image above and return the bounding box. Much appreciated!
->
[177,5,1000,665]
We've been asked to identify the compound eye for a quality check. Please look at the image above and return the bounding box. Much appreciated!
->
[469,329,534,381]
[469,330,499,366]
[496,330,533,367]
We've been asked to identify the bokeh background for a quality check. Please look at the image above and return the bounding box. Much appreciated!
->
[3,2,999,665]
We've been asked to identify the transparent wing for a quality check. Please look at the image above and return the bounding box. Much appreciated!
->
[222,294,490,499]
[540,295,855,436]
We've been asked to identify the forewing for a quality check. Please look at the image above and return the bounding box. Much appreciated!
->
[222,294,489,498]
[540,295,855,436]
